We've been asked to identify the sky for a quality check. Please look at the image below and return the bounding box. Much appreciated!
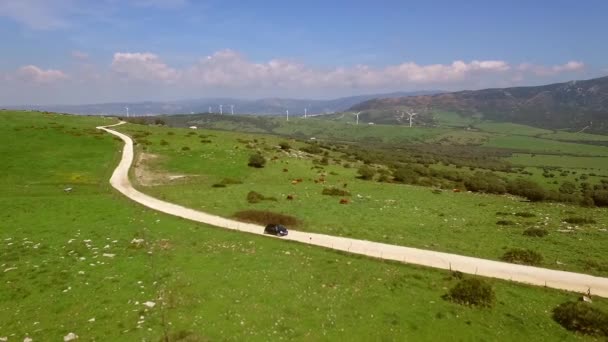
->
[0,0,607,105]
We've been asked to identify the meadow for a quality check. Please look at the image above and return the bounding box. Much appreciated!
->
[115,120,608,277]
[3,110,607,341]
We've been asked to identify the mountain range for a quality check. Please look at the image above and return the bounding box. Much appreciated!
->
[351,76,608,132]
[4,91,440,116]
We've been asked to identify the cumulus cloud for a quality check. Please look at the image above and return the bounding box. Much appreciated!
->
[16,65,68,83]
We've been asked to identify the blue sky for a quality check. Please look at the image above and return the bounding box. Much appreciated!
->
[0,0,606,104]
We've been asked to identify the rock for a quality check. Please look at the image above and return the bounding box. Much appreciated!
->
[144,301,156,308]
[24,338,33,342]
[0,337,7,342]
[64,332,78,341]
[102,253,115,258]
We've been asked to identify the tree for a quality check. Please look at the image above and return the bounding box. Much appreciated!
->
[559,181,577,194]
[248,154,266,168]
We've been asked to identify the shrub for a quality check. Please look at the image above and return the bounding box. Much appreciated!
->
[247,191,265,203]
[160,139,169,146]
[559,181,577,195]
[563,217,596,225]
[501,248,543,265]
[248,154,266,168]
[357,165,376,180]
[496,220,515,226]
[523,227,548,237]
[552,301,608,336]
[181,146,190,151]
[234,210,298,226]
[443,278,495,308]
[300,144,322,154]
[279,142,291,150]
[322,187,351,197]
[211,183,226,188]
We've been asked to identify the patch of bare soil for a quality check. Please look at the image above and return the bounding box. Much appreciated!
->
[134,152,192,186]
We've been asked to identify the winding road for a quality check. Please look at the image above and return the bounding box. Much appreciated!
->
[98,121,608,297]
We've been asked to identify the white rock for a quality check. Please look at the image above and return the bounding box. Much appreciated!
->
[143,301,156,308]
[4,267,17,272]
[88,318,95,322]
[102,253,115,258]
[0,337,7,342]
[24,338,33,342]
[64,332,78,341]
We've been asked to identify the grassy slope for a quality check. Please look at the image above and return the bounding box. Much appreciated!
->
[116,123,608,277]
[5,111,606,340]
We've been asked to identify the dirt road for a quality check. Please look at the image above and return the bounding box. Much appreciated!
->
[98,122,608,297]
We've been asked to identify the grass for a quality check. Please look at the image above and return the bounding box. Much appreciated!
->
[116,122,608,277]
[4,110,608,340]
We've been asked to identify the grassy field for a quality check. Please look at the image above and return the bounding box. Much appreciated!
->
[114,122,608,277]
[6,111,608,340]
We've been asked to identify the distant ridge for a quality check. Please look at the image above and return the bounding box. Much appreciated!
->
[4,91,440,116]
[350,76,608,132]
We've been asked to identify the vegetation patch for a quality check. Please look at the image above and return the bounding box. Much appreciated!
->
[501,248,543,265]
[552,301,608,337]
[563,217,597,225]
[496,220,515,226]
[443,278,495,308]
[522,227,549,237]
[233,210,299,226]
[514,212,535,218]
[246,191,277,204]
[248,153,266,168]
[322,187,351,197]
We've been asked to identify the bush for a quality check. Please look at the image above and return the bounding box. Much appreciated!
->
[211,183,226,188]
[279,142,291,150]
[443,278,495,308]
[181,146,190,151]
[160,139,169,146]
[563,217,596,225]
[248,154,266,168]
[552,301,608,336]
[501,248,543,265]
[496,220,515,226]
[247,191,265,203]
[523,227,548,237]
[357,165,376,180]
[559,181,577,194]
[322,187,351,196]
[234,210,298,226]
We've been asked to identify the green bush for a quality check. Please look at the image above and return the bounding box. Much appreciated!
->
[181,146,190,151]
[211,183,226,188]
[514,212,535,218]
[247,191,265,203]
[523,227,548,237]
[444,278,495,308]
[552,301,608,336]
[501,248,543,265]
[496,220,515,226]
[322,187,351,197]
[563,217,596,225]
[279,142,291,150]
[248,154,266,168]
[357,165,376,180]
[160,139,169,146]
[234,210,298,226]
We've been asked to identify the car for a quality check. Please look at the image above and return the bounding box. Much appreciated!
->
[264,224,288,236]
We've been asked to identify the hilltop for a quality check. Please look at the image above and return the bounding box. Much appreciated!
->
[351,76,608,132]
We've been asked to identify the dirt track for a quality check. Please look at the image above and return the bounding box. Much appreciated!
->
[98,122,608,297]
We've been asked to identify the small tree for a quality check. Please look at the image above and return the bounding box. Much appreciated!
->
[559,181,577,194]
[279,142,291,151]
[444,278,495,307]
[248,154,266,168]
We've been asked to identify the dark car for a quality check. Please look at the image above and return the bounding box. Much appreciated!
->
[264,224,288,236]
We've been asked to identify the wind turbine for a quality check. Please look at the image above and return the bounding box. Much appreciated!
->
[406,110,418,128]
[219,104,223,115]
[230,104,234,115]
[125,106,130,118]
[208,106,212,113]
[354,111,361,125]
[304,108,307,118]
[286,109,289,121]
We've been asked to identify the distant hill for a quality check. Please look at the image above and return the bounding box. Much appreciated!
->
[4,91,440,117]
[350,76,608,132]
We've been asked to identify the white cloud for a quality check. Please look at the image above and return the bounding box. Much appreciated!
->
[111,52,180,83]
[518,61,585,76]
[16,65,68,83]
